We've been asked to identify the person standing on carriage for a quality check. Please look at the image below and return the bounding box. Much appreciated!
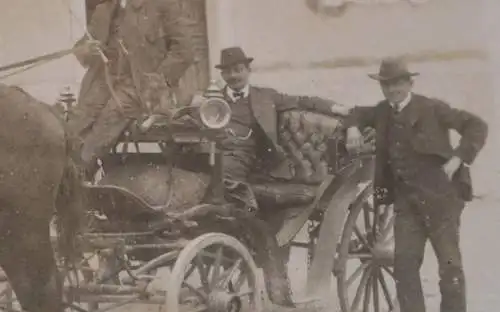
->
[69,0,196,181]
[345,57,488,312]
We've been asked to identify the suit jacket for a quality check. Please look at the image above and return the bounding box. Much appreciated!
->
[245,86,340,179]
[345,93,488,205]
[74,0,195,112]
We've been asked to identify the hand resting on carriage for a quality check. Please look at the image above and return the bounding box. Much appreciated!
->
[346,126,375,155]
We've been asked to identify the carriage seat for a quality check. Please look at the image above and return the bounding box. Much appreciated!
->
[249,109,346,207]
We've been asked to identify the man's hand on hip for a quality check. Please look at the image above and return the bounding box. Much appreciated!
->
[443,156,462,180]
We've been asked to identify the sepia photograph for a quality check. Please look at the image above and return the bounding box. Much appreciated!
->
[0,0,498,311]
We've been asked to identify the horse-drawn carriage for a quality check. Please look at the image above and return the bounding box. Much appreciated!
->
[0,82,397,312]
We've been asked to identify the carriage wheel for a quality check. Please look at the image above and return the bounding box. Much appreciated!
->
[335,181,398,312]
[0,272,16,312]
[166,233,264,312]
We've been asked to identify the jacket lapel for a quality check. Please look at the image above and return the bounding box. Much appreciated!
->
[399,94,422,127]
[249,87,278,144]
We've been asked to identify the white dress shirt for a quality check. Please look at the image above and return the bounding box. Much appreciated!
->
[391,92,412,112]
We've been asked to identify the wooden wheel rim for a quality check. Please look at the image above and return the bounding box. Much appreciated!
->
[336,182,398,312]
[166,233,264,312]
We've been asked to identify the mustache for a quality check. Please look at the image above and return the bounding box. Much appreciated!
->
[227,78,241,84]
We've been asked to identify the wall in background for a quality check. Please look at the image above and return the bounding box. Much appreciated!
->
[0,0,86,104]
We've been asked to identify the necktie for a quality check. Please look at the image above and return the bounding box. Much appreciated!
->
[233,91,245,98]
[233,91,244,100]
[392,102,400,114]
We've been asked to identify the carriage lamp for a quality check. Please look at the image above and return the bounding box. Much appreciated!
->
[199,80,232,130]
[198,81,232,204]
[198,80,232,166]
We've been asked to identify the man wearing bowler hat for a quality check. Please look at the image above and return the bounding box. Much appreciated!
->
[213,46,348,211]
[345,57,488,312]
[210,47,348,307]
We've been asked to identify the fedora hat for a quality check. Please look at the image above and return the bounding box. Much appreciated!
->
[215,47,254,69]
[368,57,419,81]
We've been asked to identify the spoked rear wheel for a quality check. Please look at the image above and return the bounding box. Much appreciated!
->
[335,182,398,312]
[166,233,264,312]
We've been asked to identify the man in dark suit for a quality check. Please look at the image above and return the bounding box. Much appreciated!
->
[213,46,348,212]
[210,47,349,308]
[345,57,488,312]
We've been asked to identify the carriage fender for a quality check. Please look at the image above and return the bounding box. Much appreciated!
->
[305,156,374,302]
[275,155,374,247]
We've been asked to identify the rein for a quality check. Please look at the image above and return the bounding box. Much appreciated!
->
[0,46,87,80]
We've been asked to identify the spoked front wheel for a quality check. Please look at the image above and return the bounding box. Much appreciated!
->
[335,182,398,312]
[166,233,264,312]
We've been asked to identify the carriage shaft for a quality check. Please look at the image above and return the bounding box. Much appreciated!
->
[72,294,165,305]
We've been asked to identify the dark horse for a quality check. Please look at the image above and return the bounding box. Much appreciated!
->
[0,84,85,312]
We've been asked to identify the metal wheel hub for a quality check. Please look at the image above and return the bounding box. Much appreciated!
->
[371,240,395,265]
[208,290,242,312]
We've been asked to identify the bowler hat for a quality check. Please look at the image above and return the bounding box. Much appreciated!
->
[215,47,254,69]
[368,57,419,81]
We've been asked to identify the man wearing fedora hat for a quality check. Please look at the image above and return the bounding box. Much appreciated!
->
[213,46,349,211]
[345,57,488,312]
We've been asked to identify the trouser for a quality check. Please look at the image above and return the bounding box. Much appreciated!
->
[393,178,466,312]
[69,79,140,181]
[219,148,294,306]
[218,148,259,211]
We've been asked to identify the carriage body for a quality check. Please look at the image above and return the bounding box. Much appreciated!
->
[0,85,396,312]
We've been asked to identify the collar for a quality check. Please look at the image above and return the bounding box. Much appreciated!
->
[226,85,250,102]
[391,92,412,112]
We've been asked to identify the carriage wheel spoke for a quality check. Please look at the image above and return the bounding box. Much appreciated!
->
[378,270,394,309]
[182,281,208,302]
[349,253,372,260]
[373,205,383,239]
[372,268,380,312]
[363,274,372,312]
[379,214,395,241]
[379,205,392,229]
[353,225,370,248]
[350,265,372,311]
[347,261,371,288]
[209,246,224,288]
[194,255,210,293]
[363,203,372,234]
[233,270,248,292]
[184,263,196,280]
[381,265,395,278]
[219,259,242,289]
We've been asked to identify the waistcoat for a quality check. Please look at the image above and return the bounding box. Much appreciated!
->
[222,96,258,152]
[387,106,445,183]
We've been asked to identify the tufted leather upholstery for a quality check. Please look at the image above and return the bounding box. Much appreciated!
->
[277,109,345,185]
